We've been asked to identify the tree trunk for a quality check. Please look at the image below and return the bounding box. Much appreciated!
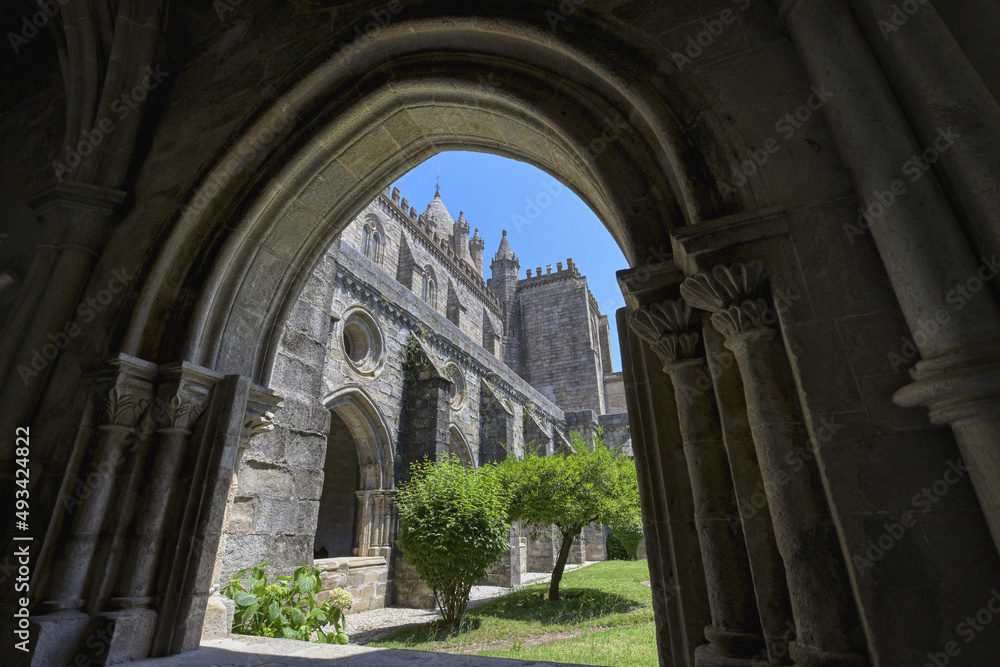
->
[549,526,579,600]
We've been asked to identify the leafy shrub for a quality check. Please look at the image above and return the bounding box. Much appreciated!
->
[221,562,351,644]
[396,456,511,628]
[609,517,644,561]
[606,531,628,561]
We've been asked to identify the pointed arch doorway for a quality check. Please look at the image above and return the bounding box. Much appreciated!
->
[315,388,395,559]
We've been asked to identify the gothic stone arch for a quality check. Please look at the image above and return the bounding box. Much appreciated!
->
[5,4,1000,666]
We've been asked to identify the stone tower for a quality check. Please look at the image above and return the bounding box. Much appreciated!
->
[488,230,520,326]
[515,259,608,413]
[470,227,485,276]
[453,210,472,265]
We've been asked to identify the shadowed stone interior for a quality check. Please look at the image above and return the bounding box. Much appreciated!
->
[3,2,1000,666]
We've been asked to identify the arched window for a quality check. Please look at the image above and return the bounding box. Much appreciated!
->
[361,224,381,263]
[360,219,384,265]
[361,225,370,255]
[421,267,436,305]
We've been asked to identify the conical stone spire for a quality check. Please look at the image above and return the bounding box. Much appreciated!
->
[422,187,454,229]
[493,229,517,263]
[489,229,520,325]
[470,227,485,276]
[453,210,472,265]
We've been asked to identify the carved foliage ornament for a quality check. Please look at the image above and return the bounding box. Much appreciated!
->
[630,298,701,367]
[153,393,207,432]
[242,411,276,445]
[98,378,151,429]
[679,261,766,311]
[711,299,773,339]
[680,261,773,337]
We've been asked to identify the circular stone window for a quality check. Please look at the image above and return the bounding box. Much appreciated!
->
[340,308,384,375]
[445,362,467,410]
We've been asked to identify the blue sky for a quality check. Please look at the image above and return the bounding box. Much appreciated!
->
[392,151,629,371]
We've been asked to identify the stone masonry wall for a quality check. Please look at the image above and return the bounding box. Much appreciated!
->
[516,266,605,413]
[316,557,389,614]
[603,372,627,413]
[358,191,504,348]
[217,251,338,584]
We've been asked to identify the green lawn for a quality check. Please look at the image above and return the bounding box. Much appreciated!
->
[370,560,657,667]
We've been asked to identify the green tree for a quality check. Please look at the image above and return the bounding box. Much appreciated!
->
[610,516,644,561]
[395,456,511,628]
[499,433,642,600]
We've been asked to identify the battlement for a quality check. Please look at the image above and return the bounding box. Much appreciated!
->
[521,258,580,283]
[376,186,502,314]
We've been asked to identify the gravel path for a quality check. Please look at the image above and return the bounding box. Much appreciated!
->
[344,562,597,645]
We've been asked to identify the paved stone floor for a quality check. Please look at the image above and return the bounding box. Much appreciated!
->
[128,636,596,666]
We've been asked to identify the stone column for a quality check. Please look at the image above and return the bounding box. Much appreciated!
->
[93,363,216,664]
[619,265,714,667]
[354,490,374,556]
[157,380,282,656]
[617,306,681,663]
[29,355,157,667]
[0,183,127,434]
[379,490,397,555]
[779,0,1000,558]
[702,322,796,666]
[681,262,868,667]
[368,489,394,557]
[631,298,764,667]
[848,0,1000,263]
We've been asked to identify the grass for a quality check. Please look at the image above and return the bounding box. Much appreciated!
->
[370,560,657,666]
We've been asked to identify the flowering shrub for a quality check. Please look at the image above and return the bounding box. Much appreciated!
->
[221,562,351,644]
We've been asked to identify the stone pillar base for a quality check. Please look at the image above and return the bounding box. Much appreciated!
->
[698,625,765,666]
[200,593,234,641]
[695,644,761,667]
[89,608,158,665]
[26,610,91,667]
[789,641,868,667]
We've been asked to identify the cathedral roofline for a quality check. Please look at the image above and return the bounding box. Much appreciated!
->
[379,186,504,317]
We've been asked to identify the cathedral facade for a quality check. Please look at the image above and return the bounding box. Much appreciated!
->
[214,185,630,613]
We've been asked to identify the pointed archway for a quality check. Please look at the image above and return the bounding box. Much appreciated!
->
[320,387,395,558]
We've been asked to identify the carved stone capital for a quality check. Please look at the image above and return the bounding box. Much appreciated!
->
[84,355,159,430]
[629,298,703,370]
[152,362,221,433]
[710,299,774,339]
[152,394,207,432]
[681,261,774,338]
[29,182,128,252]
[680,261,767,311]
[241,385,284,446]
